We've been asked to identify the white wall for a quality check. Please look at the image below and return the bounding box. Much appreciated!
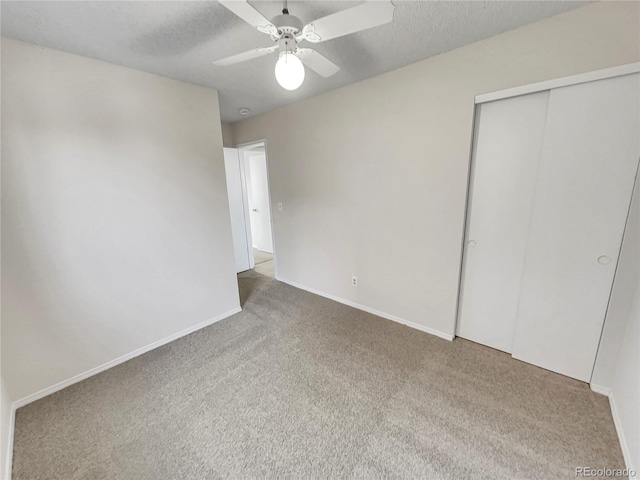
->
[592,177,639,469]
[1,39,240,403]
[232,2,640,338]
[592,178,639,389]
[610,287,639,471]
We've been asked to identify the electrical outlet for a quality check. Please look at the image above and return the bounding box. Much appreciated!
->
[352,276,358,287]
[277,202,283,212]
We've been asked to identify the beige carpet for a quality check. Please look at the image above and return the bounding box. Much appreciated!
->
[12,270,623,479]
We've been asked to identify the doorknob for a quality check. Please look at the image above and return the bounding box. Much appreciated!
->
[252,208,258,212]
[467,240,476,247]
[597,255,611,265]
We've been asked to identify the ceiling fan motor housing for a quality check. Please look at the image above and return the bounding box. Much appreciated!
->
[272,13,303,36]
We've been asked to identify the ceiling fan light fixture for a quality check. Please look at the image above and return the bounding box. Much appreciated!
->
[216,0,395,89]
[274,51,305,91]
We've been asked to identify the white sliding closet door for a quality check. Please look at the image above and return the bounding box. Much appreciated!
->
[224,148,253,273]
[457,92,550,352]
[512,74,640,381]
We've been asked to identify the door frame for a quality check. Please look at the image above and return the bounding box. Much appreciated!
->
[235,139,278,279]
[475,62,640,104]
[453,62,640,340]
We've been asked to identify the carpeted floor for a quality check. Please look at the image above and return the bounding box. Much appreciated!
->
[12,270,623,479]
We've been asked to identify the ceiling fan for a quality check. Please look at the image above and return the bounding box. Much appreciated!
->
[213,0,395,90]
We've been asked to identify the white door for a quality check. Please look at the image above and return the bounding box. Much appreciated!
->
[224,148,253,273]
[512,73,640,381]
[245,151,273,254]
[457,91,549,353]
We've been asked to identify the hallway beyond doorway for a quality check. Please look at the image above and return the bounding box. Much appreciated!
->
[253,248,274,277]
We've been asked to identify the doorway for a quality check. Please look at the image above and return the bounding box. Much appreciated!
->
[243,146,275,277]
[223,141,275,279]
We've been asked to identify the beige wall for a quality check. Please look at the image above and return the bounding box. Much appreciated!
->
[221,122,234,147]
[232,2,640,338]
[1,39,240,402]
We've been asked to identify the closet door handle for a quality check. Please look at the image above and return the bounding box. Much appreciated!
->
[597,255,611,265]
[467,240,476,247]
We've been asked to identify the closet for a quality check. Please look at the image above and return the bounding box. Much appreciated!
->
[457,69,640,382]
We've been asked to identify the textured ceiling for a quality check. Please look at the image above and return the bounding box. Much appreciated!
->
[1,1,589,122]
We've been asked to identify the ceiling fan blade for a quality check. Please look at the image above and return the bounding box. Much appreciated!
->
[218,0,278,36]
[301,1,395,43]
[297,48,340,78]
[213,46,277,66]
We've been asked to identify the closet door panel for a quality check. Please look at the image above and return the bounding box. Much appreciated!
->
[512,74,640,381]
[457,91,549,353]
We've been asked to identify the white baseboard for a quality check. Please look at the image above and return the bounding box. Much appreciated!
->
[609,392,633,473]
[590,383,611,396]
[12,306,242,409]
[4,405,15,480]
[591,384,633,473]
[277,277,454,341]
